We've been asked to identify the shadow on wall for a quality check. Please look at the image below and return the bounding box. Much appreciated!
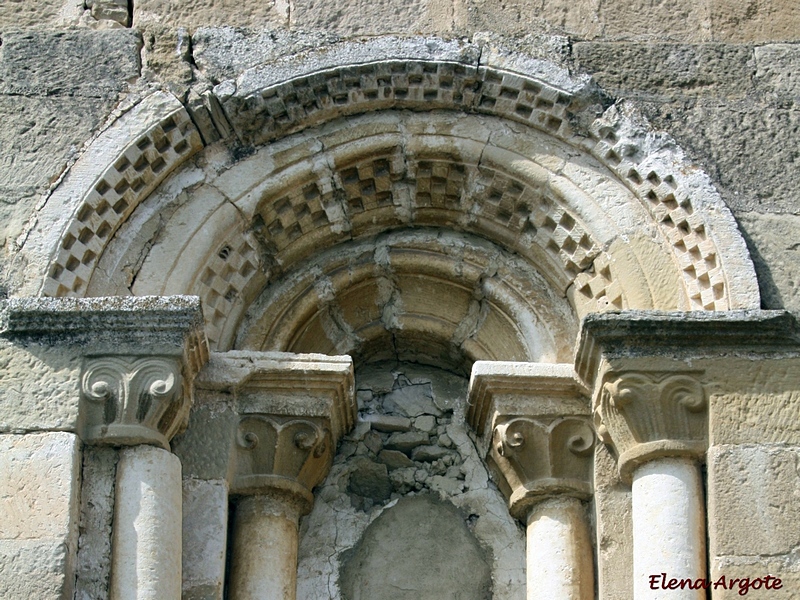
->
[737,218,786,310]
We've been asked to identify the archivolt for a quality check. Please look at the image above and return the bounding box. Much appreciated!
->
[15,38,759,356]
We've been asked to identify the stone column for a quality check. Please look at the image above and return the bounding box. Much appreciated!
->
[74,298,208,600]
[227,416,326,600]
[110,444,183,600]
[573,311,800,598]
[0,296,207,600]
[201,351,355,600]
[468,362,595,600]
[526,496,594,600]
[229,489,306,599]
[596,371,707,600]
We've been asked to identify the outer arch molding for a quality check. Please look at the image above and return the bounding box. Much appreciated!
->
[14,38,759,358]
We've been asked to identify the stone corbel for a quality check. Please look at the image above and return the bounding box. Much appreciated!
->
[571,310,797,599]
[467,361,595,600]
[74,299,207,449]
[81,356,185,449]
[0,296,208,444]
[596,370,707,482]
[195,350,355,507]
[197,351,354,600]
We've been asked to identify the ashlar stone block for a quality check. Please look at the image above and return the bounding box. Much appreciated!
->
[134,0,288,29]
[291,0,452,37]
[0,30,141,98]
[710,0,800,43]
[182,479,228,600]
[708,444,800,557]
[0,432,81,600]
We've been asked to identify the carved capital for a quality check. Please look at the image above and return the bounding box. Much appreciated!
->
[597,371,707,481]
[80,356,189,449]
[230,415,333,514]
[199,351,356,514]
[467,362,594,521]
[489,416,594,520]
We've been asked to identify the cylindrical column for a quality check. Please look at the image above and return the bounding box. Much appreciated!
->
[110,444,182,600]
[632,457,706,599]
[228,493,302,600]
[526,497,594,600]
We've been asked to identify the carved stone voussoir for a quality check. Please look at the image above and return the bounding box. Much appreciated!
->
[230,414,333,513]
[490,416,595,520]
[597,370,708,481]
[80,355,188,449]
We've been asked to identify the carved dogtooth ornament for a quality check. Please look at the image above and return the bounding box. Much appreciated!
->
[596,371,707,481]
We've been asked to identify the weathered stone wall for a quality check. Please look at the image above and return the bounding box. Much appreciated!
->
[296,362,525,599]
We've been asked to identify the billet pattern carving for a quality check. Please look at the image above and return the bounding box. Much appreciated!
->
[252,150,606,289]
[226,61,574,147]
[43,109,202,298]
[573,252,624,311]
[597,371,707,479]
[490,416,594,519]
[80,356,186,448]
[228,60,729,310]
[590,132,724,310]
[44,59,733,332]
[193,234,264,348]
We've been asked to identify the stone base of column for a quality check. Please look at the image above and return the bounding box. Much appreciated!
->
[526,497,594,600]
[111,445,182,600]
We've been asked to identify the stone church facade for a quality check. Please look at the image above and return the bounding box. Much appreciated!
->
[1,1,799,599]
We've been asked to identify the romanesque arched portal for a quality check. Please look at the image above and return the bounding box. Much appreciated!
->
[5,36,787,600]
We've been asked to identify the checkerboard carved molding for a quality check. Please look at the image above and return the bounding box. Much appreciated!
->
[221,54,751,311]
[41,101,202,298]
[20,43,758,334]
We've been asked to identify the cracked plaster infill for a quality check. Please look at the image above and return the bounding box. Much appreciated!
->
[297,362,526,600]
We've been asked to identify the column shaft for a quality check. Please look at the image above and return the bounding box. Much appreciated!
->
[632,457,706,600]
[526,497,594,600]
[229,494,301,600]
[110,444,182,600]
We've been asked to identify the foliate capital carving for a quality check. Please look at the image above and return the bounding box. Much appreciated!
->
[489,416,595,521]
[80,356,188,449]
[596,371,707,481]
[230,414,334,514]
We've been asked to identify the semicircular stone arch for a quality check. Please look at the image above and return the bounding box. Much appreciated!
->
[16,38,759,359]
